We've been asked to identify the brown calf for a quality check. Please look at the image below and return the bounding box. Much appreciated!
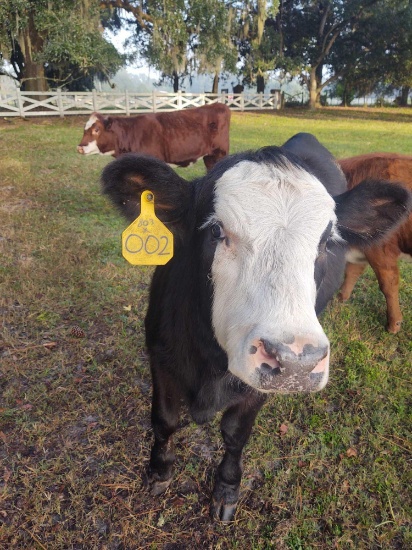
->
[77,103,231,171]
[338,152,412,333]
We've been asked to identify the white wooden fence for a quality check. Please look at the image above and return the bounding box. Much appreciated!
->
[0,89,281,117]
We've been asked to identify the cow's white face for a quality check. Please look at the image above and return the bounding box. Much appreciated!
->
[79,115,101,155]
[77,115,115,156]
[207,160,339,393]
[80,139,101,155]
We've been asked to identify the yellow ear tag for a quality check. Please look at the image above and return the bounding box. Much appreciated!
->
[122,191,173,265]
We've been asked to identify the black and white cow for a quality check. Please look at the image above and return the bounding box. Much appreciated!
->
[101,133,411,521]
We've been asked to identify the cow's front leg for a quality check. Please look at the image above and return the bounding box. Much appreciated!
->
[147,366,181,495]
[211,393,266,522]
[338,260,367,301]
[366,245,402,333]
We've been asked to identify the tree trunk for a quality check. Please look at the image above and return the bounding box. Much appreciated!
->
[342,85,352,107]
[22,59,48,93]
[400,86,410,106]
[212,73,219,94]
[308,69,318,109]
[19,11,49,93]
[257,74,265,94]
[172,71,179,93]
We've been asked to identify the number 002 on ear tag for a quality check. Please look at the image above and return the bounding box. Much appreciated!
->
[122,190,173,265]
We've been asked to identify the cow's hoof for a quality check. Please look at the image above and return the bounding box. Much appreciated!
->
[210,499,238,522]
[387,320,402,334]
[337,291,350,302]
[144,471,173,496]
[150,478,173,496]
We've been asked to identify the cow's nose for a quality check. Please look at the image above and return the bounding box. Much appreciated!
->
[259,338,329,374]
[77,145,84,154]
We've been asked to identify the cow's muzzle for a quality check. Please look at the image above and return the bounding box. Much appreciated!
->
[248,337,329,392]
[77,145,85,154]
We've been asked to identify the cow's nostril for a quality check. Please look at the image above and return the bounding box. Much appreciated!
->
[260,338,328,374]
[260,362,284,376]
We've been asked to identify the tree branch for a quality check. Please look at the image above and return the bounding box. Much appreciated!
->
[320,69,345,91]
[318,0,381,68]
[99,0,153,30]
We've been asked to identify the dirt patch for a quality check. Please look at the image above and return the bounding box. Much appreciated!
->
[0,115,86,127]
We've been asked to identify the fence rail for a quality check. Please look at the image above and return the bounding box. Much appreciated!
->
[0,89,281,117]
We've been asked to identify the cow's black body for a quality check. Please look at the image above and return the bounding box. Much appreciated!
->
[101,133,411,521]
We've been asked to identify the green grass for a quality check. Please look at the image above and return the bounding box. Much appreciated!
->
[227,108,412,161]
[1,109,411,549]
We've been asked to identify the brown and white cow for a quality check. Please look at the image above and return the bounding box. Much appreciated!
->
[101,133,411,521]
[338,152,412,333]
[77,103,231,170]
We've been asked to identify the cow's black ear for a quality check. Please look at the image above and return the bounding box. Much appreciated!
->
[335,178,412,247]
[281,133,347,197]
[104,117,113,130]
[101,153,192,239]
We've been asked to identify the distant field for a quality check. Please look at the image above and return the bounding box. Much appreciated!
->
[1,108,411,549]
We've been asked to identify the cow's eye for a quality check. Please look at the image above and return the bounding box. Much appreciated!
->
[318,239,328,255]
[318,221,334,255]
[211,223,225,241]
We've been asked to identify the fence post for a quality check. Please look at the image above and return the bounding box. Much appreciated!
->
[152,90,157,112]
[16,89,25,117]
[259,92,263,109]
[177,90,182,110]
[92,90,98,111]
[56,88,64,117]
[240,93,245,111]
[273,91,280,110]
[125,90,130,116]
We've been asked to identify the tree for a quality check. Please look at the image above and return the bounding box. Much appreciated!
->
[101,0,239,93]
[103,1,281,94]
[330,0,412,106]
[275,0,381,109]
[235,1,280,93]
[189,0,238,93]
[143,0,190,92]
[0,1,124,91]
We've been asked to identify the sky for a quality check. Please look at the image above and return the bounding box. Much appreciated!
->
[104,27,160,77]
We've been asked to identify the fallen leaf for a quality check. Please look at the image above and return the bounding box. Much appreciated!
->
[43,341,57,349]
[341,480,350,493]
[123,305,132,312]
[171,496,185,507]
[346,447,357,458]
[279,423,288,436]
[4,467,12,483]
[0,431,7,444]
